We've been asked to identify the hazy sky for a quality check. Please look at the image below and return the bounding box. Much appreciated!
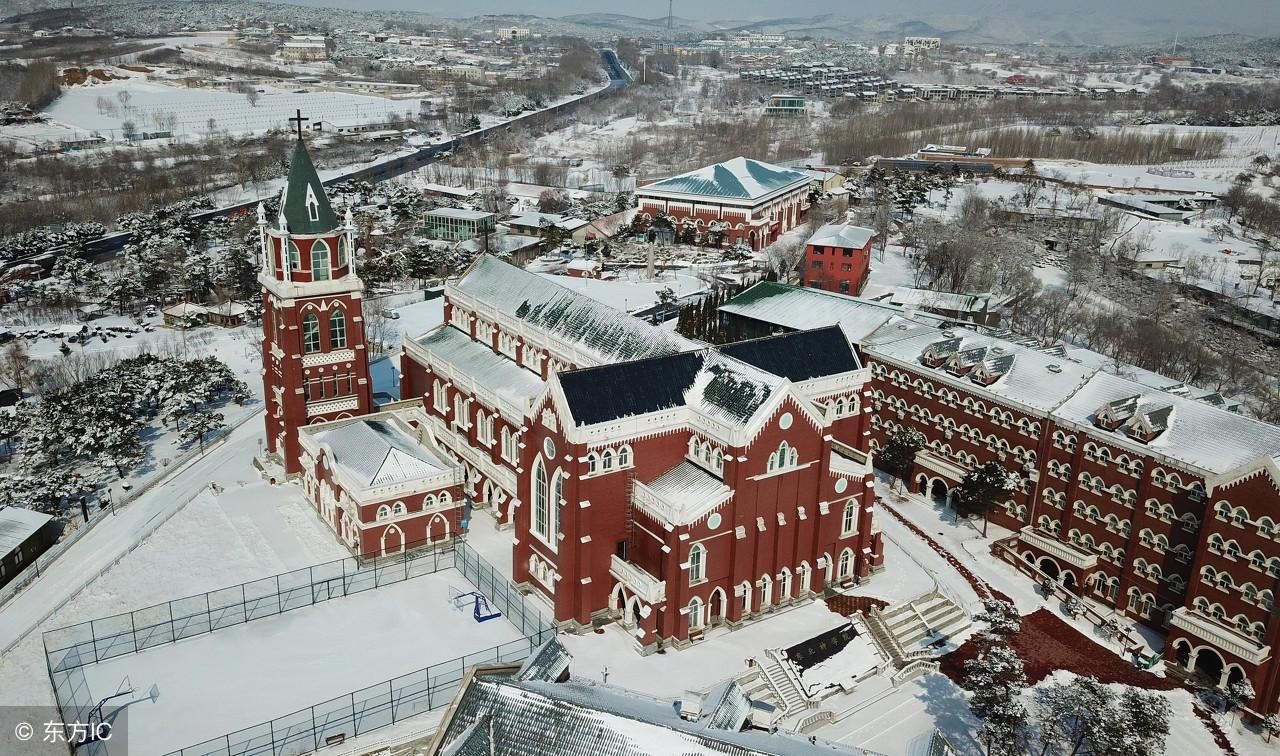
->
[273,0,1280,27]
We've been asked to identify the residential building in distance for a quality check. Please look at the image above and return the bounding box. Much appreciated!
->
[764,94,807,116]
[637,157,812,251]
[279,35,329,62]
[800,221,875,296]
[420,207,498,241]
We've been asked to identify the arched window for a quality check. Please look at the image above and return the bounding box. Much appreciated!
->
[688,543,706,585]
[310,240,331,281]
[329,309,347,349]
[586,452,599,475]
[287,240,301,270]
[618,445,632,468]
[841,502,857,535]
[601,449,615,470]
[838,548,854,578]
[302,314,321,353]
[688,596,704,632]
[391,501,406,516]
[376,504,391,521]
[531,459,551,547]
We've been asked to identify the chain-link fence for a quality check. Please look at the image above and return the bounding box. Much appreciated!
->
[44,541,459,675]
[46,539,553,756]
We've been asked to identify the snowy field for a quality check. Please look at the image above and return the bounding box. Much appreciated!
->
[74,570,522,755]
[43,79,415,141]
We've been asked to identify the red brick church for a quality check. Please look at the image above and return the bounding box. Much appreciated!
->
[260,136,885,652]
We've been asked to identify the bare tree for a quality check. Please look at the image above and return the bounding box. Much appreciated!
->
[1,341,32,395]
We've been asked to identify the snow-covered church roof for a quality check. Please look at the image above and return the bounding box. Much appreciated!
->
[307,415,456,490]
[639,157,811,202]
[451,255,700,365]
[280,138,339,235]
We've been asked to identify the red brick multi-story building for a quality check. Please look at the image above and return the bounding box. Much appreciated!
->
[636,157,811,251]
[400,256,884,652]
[800,221,875,296]
[722,280,1280,714]
[259,137,373,475]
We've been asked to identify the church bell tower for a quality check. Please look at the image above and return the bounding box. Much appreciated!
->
[259,125,372,474]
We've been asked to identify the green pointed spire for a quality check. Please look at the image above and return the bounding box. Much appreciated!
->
[281,138,338,235]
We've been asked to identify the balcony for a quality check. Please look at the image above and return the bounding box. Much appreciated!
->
[306,396,360,418]
[1018,527,1098,570]
[1169,608,1271,666]
[610,555,666,605]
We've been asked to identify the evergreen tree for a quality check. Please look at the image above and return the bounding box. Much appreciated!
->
[965,644,1027,756]
[954,461,1020,535]
[878,427,925,477]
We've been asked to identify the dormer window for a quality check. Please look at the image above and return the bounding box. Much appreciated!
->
[305,185,320,222]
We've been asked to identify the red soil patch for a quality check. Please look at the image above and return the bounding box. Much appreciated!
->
[1193,702,1240,756]
[58,67,128,86]
[941,608,1180,689]
[827,594,888,617]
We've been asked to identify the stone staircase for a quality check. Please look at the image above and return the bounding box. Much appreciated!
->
[864,590,970,666]
[738,649,809,719]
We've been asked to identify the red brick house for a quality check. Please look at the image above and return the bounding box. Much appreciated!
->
[636,157,811,251]
[800,222,875,296]
[297,412,465,557]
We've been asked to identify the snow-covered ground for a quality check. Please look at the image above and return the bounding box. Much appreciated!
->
[77,569,522,755]
[44,79,415,141]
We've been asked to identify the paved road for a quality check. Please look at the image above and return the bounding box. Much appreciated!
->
[0,412,264,654]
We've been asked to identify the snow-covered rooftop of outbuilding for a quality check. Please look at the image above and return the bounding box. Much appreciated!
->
[506,211,588,231]
[451,255,700,365]
[885,287,991,313]
[437,674,876,756]
[1051,371,1280,474]
[307,416,453,489]
[863,319,1097,413]
[413,324,545,414]
[721,282,948,342]
[0,506,52,554]
[640,157,810,202]
[806,223,875,250]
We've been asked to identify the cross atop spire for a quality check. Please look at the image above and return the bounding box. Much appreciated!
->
[288,109,310,141]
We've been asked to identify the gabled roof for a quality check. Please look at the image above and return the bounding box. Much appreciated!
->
[281,138,339,235]
[558,349,781,428]
[413,325,545,416]
[1053,372,1280,474]
[806,223,875,250]
[515,638,572,683]
[718,326,861,384]
[640,461,734,526]
[452,255,699,365]
[721,281,948,343]
[640,157,810,202]
[308,417,453,489]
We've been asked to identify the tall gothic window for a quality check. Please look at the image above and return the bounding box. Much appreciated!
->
[302,314,320,353]
[329,309,347,349]
[842,502,857,536]
[337,236,350,268]
[311,240,331,281]
[689,543,706,585]
[287,241,301,271]
[532,458,552,547]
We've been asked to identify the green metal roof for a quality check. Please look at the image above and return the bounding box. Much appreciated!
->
[281,138,338,235]
[641,157,810,201]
